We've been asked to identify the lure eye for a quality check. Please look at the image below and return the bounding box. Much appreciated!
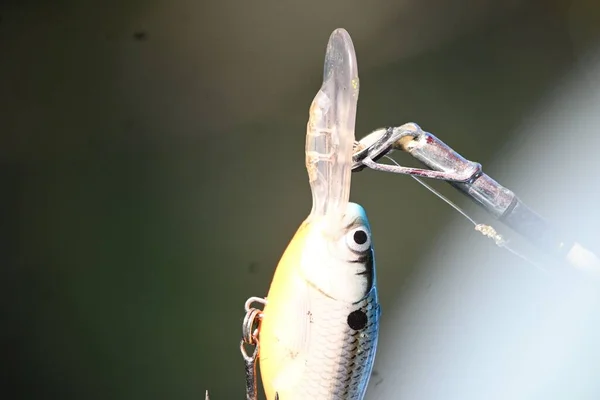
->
[346,227,371,253]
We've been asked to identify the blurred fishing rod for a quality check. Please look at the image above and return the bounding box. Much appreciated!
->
[352,122,600,275]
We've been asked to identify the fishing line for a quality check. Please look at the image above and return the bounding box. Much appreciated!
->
[382,155,547,273]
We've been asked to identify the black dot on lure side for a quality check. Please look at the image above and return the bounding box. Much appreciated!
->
[347,309,368,331]
[353,230,368,245]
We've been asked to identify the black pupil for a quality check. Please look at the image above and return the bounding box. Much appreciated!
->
[353,230,368,245]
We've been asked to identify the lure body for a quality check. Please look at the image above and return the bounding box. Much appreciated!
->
[259,206,380,400]
[259,29,380,400]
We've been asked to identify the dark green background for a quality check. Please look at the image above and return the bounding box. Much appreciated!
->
[2,0,599,398]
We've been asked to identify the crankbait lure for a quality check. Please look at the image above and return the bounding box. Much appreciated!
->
[258,28,381,400]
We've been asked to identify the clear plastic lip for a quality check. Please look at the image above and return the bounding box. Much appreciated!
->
[305,28,359,220]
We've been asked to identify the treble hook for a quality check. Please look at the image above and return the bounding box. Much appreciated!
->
[206,297,280,400]
[241,307,261,400]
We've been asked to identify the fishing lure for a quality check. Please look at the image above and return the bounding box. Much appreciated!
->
[257,28,381,400]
